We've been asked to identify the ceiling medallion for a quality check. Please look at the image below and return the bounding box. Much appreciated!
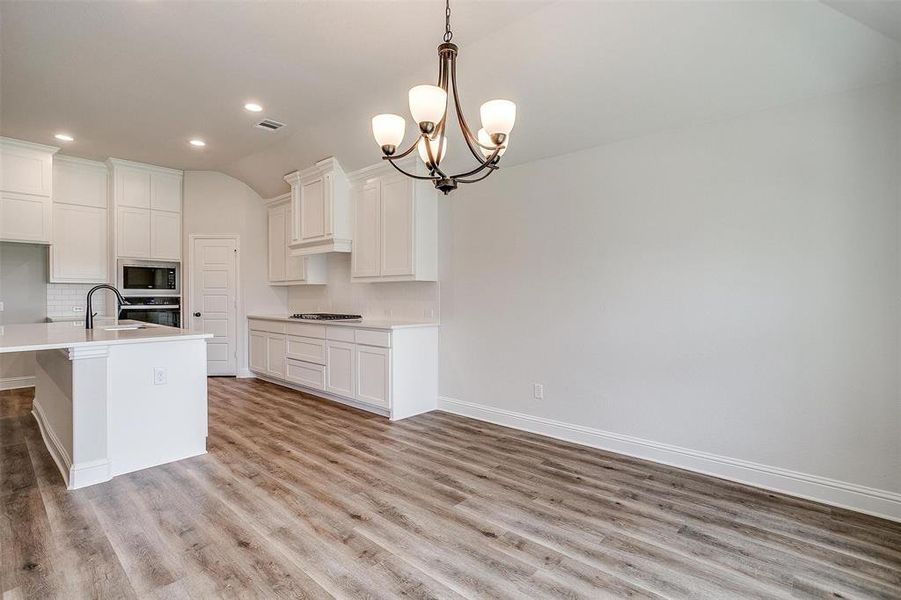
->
[371,0,516,194]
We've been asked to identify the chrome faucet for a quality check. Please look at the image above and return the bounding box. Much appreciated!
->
[85,284,130,329]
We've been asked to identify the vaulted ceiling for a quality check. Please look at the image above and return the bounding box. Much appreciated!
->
[2,1,899,198]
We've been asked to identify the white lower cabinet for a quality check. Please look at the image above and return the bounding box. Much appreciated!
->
[355,345,390,408]
[325,340,355,397]
[247,318,437,420]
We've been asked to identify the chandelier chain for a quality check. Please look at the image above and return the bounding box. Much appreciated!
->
[444,0,453,43]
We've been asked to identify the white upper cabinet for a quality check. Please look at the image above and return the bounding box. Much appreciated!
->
[50,156,109,283]
[349,160,437,282]
[285,157,351,255]
[109,158,182,261]
[267,198,326,285]
[0,137,58,244]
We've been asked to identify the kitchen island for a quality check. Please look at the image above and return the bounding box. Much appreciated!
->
[0,320,212,489]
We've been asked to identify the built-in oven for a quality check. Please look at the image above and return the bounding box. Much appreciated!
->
[118,296,181,328]
[118,260,180,297]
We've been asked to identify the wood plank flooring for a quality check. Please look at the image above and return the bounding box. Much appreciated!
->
[2,378,900,599]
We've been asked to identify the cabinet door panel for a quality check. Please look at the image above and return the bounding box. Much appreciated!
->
[117,207,151,258]
[0,192,51,243]
[0,147,52,196]
[268,204,287,282]
[380,175,414,276]
[151,211,181,260]
[300,177,327,241]
[326,340,354,397]
[53,161,107,208]
[352,182,380,278]
[287,335,326,365]
[249,331,267,373]
[118,167,151,208]
[150,172,182,212]
[267,334,286,379]
[284,204,306,281]
[356,345,390,408]
[51,204,107,282]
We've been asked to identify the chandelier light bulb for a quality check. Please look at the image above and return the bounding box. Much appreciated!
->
[480,99,516,136]
[418,136,448,167]
[478,128,509,158]
[372,114,406,150]
[409,85,448,128]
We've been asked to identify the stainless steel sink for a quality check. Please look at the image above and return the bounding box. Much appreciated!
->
[102,325,149,331]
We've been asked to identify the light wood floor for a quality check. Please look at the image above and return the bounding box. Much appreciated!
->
[1,379,900,599]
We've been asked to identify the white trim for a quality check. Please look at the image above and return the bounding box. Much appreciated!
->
[438,396,901,523]
[0,375,35,390]
[253,372,390,418]
[106,157,182,175]
[187,234,241,377]
[236,369,255,379]
[0,136,59,154]
[264,192,291,206]
[69,458,111,489]
[31,398,72,487]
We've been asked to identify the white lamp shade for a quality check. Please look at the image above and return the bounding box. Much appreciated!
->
[478,128,509,158]
[409,85,448,125]
[372,114,406,148]
[417,136,448,166]
[480,99,516,135]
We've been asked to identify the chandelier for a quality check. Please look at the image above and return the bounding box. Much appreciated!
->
[371,0,516,194]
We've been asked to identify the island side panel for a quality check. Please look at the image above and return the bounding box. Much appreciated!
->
[107,338,208,477]
[33,349,75,486]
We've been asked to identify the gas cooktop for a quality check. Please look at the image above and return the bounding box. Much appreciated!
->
[290,313,363,321]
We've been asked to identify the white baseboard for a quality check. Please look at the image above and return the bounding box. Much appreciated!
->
[1,375,35,391]
[69,458,111,489]
[235,369,255,379]
[438,396,901,523]
[254,373,390,418]
[31,399,72,488]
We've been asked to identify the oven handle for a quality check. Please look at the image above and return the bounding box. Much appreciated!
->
[120,305,180,310]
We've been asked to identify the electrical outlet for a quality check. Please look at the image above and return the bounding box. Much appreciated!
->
[153,367,167,385]
[72,306,84,313]
[533,383,544,400]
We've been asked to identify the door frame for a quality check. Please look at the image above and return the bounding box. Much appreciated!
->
[187,234,241,376]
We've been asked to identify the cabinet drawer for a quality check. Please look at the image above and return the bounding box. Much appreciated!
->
[248,319,286,334]
[286,322,325,339]
[326,326,355,342]
[286,335,326,365]
[355,329,391,348]
[286,359,325,391]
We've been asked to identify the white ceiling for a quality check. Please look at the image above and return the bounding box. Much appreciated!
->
[823,1,901,44]
[2,1,899,198]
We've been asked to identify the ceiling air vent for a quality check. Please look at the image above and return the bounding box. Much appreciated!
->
[255,119,285,132]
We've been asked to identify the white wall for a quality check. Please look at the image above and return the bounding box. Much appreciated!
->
[439,83,901,508]
[183,171,288,375]
[288,253,439,321]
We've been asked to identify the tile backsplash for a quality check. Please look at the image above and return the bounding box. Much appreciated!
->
[288,254,439,322]
[47,283,107,319]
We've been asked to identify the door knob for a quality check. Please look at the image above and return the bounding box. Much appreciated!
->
[193,312,201,317]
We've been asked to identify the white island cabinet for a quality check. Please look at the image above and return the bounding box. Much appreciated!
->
[248,316,438,420]
[0,321,212,489]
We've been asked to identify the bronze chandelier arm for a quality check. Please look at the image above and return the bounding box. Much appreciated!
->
[383,156,441,181]
[456,167,499,185]
[422,131,450,179]
[389,135,423,160]
[444,146,501,181]
[449,57,499,162]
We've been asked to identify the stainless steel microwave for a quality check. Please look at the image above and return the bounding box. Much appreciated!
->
[117,260,180,296]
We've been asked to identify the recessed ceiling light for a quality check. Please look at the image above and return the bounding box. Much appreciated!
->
[244,102,263,113]
[189,139,206,147]
[54,133,74,142]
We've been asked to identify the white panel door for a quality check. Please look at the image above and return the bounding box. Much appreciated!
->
[151,210,181,260]
[268,204,286,282]
[299,177,327,241]
[191,237,238,375]
[326,340,355,397]
[53,160,107,208]
[249,331,267,373]
[51,204,107,282]
[150,172,182,212]
[116,207,151,258]
[284,204,306,281]
[380,175,414,276]
[0,192,51,243]
[356,345,390,408]
[267,334,286,379]
[117,167,151,208]
[352,181,380,278]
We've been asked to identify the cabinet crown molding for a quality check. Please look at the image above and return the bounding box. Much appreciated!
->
[54,154,108,170]
[106,157,183,176]
[285,156,346,185]
[0,136,59,154]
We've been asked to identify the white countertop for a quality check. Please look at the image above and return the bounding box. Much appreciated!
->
[0,320,212,354]
[247,315,440,330]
